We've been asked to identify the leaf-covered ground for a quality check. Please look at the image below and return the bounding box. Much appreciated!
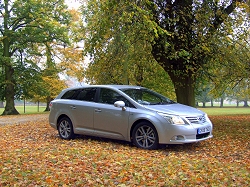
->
[0,114,249,186]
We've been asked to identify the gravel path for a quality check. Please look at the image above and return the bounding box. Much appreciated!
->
[0,113,49,126]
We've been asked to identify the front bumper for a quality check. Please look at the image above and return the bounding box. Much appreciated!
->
[157,121,213,144]
[169,133,213,144]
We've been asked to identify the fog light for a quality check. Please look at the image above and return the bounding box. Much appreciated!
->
[176,135,185,140]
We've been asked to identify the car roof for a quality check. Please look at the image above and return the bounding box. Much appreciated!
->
[103,85,143,89]
[63,85,144,91]
[56,85,144,99]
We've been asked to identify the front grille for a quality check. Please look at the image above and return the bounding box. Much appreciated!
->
[186,115,206,124]
[196,132,210,139]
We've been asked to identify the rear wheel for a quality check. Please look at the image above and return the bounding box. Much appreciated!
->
[132,122,158,150]
[58,117,75,140]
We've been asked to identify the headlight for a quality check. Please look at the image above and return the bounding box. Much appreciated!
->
[158,112,186,125]
[205,114,212,123]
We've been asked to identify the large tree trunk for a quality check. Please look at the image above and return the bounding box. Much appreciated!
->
[175,82,195,107]
[168,72,196,107]
[2,64,19,115]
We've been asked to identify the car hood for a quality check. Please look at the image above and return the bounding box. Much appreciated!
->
[143,103,204,116]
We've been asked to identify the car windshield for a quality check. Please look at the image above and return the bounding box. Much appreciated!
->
[121,88,175,105]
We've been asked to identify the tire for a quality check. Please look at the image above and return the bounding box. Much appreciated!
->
[58,117,75,140]
[132,122,158,150]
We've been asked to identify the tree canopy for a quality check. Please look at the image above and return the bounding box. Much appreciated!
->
[82,0,249,107]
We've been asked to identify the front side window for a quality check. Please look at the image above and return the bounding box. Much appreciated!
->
[99,88,132,107]
[99,88,120,104]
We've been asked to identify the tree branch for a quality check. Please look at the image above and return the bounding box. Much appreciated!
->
[212,0,243,31]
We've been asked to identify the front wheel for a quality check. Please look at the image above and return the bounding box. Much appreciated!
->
[132,122,158,150]
[58,117,75,140]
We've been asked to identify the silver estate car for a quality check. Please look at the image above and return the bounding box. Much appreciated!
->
[49,85,213,149]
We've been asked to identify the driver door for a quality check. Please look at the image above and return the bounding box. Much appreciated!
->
[93,88,130,140]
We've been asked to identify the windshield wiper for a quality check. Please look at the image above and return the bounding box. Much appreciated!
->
[152,101,175,105]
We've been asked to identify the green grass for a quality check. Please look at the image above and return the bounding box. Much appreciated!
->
[1,105,249,115]
[199,107,250,116]
[0,105,47,114]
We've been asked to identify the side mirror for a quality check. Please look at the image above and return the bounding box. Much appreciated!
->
[114,101,126,111]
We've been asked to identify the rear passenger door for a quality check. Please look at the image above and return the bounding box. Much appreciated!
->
[69,87,97,135]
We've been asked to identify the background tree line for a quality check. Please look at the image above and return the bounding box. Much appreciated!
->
[0,0,249,115]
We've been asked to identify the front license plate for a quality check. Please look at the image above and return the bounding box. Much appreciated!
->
[197,127,210,134]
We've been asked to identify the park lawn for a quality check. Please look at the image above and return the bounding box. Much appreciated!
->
[0,105,47,114]
[199,107,250,116]
[0,114,249,186]
[0,105,249,116]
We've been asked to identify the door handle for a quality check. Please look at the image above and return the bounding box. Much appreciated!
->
[70,106,76,109]
[95,109,101,113]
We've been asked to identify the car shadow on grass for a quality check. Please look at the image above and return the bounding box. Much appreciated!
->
[54,133,205,153]
[71,134,134,149]
[164,142,203,152]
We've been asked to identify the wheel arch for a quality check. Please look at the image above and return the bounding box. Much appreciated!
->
[130,119,158,141]
[56,114,72,129]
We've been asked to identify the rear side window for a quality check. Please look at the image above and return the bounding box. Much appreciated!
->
[61,90,79,99]
[76,88,97,102]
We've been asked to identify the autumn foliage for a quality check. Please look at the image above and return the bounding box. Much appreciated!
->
[0,114,249,186]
